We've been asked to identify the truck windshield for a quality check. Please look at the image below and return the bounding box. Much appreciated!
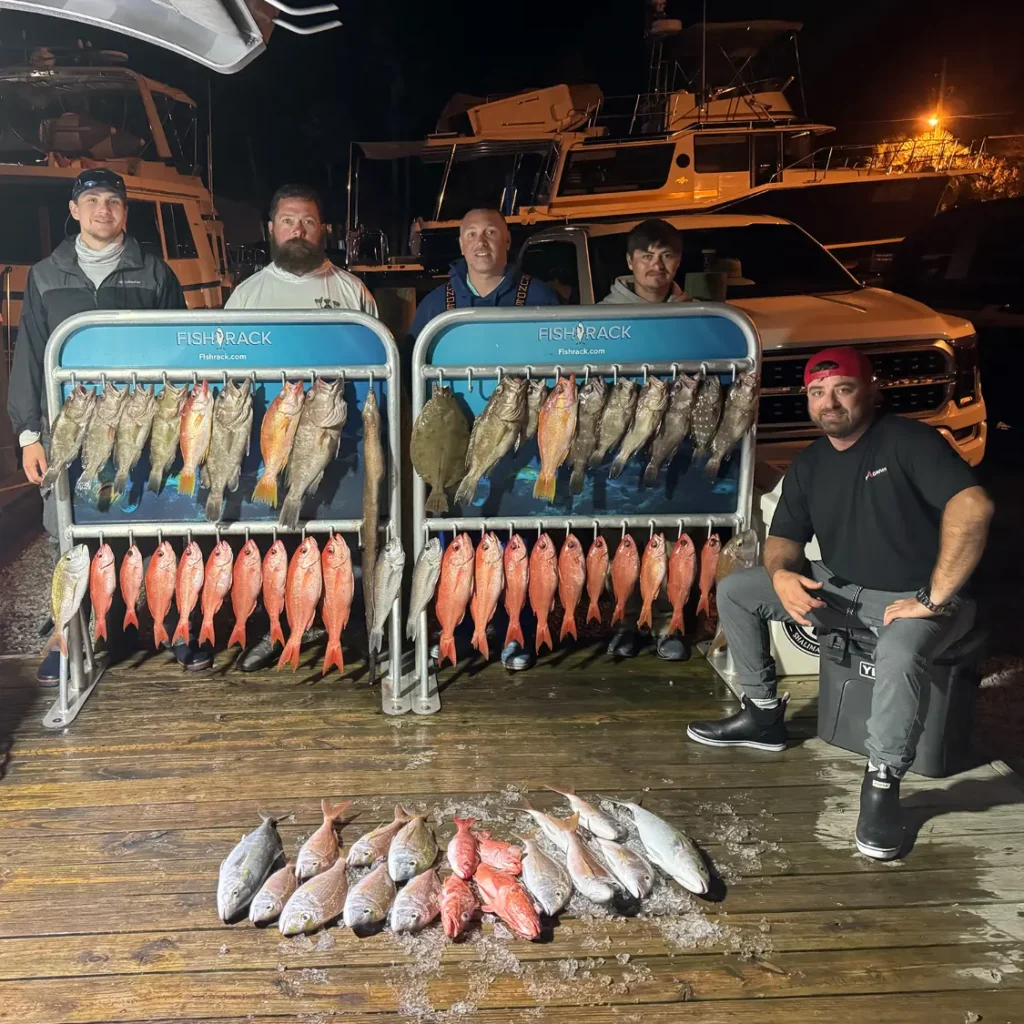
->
[590,223,860,300]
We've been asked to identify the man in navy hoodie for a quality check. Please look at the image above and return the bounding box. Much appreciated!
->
[407,208,560,341]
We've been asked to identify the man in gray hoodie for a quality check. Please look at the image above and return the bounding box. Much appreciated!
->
[600,218,687,305]
[600,218,689,662]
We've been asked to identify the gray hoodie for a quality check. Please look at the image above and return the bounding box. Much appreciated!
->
[599,275,687,304]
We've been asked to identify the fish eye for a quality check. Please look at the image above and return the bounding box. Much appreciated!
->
[461,911,471,922]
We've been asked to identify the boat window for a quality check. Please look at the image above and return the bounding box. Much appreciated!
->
[161,203,198,259]
[557,145,675,196]
[437,149,549,221]
[589,223,858,300]
[128,200,164,259]
[519,239,577,304]
[693,135,750,174]
[0,181,74,263]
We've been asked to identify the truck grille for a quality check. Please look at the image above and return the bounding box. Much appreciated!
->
[759,345,954,430]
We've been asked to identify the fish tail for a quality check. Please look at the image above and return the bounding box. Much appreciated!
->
[278,494,301,530]
[424,487,449,515]
[569,464,585,494]
[642,462,659,487]
[171,617,190,646]
[586,599,602,625]
[40,628,66,658]
[588,445,606,467]
[226,620,247,650]
[703,451,724,478]
[438,633,457,668]
[74,474,95,498]
[153,619,169,649]
[177,468,197,497]
[668,608,685,636]
[198,617,216,648]
[323,798,353,823]
[472,626,490,661]
[41,466,61,489]
[204,491,223,522]
[276,634,301,672]
[146,468,164,494]
[532,472,556,502]
[123,606,139,631]
[251,472,278,508]
[93,617,107,644]
[695,591,710,619]
[454,474,478,507]
[369,627,383,656]
[535,620,553,654]
[322,640,344,677]
[269,614,285,648]
[607,456,626,481]
[637,602,653,631]
[559,614,577,641]
[504,617,525,649]
[611,601,625,626]
[112,470,129,498]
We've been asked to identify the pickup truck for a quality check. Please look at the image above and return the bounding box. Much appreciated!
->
[515,214,987,468]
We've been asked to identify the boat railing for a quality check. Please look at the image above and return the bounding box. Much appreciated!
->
[783,137,991,181]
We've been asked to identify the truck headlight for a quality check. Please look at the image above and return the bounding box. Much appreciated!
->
[952,333,979,406]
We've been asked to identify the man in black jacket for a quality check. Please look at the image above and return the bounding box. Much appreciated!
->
[7,168,190,682]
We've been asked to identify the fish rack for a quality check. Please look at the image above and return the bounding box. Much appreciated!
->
[410,304,763,715]
[42,310,409,728]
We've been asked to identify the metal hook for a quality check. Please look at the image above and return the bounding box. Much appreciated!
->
[130,372,138,390]
[649,519,655,540]
[436,367,444,389]
[222,370,229,388]
[537,520,544,539]
[309,368,318,383]
[496,366,504,381]
[677,520,684,540]
[671,363,679,381]
[357,522,363,549]
[566,523,571,539]
[191,371,198,387]
[699,362,709,378]
[272,527,278,545]
[100,372,107,387]
[128,529,135,549]
[70,371,77,388]
[244,526,250,544]
[368,369,374,389]
[621,521,627,540]
[301,525,307,543]
[612,364,619,385]
[281,369,288,386]
[731,362,737,382]
[508,522,514,542]
[642,364,649,385]
[707,518,714,539]
[554,365,562,382]
[186,528,193,547]
[157,528,163,546]
[583,364,590,384]
[161,371,169,389]
[466,368,473,392]
[593,520,599,542]
[98,530,104,548]
[525,365,532,381]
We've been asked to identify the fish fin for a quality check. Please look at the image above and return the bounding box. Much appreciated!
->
[323,799,353,823]
[586,599,602,625]
[268,615,286,649]
[396,805,414,820]
[703,452,724,478]
[74,474,93,498]
[177,468,197,498]
[424,487,449,515]
[534,621,552,654]
[544,784,573,798]
[251,472,278,508]
[171,617,190,646]
[559,615,577,641]
[552,812,580,833]
[93,618,107,645]
[322,640,344,677]
[276,634,301,672]
[504,619,525,649]
[471,626,490,661]
[587,446,605,468]
[198,617,216,648]
[695,592,710,619]
[228,468,241,493]
[369,627,383,656]
[438,633,457,668]
[607,456,626,481]
[637,603,653,631]
[123,607,139,631]
[569,465,585,494]
[453,474,478,507]
[480,903,496,914]
[112,471,129,498]
[278,494,301,530]
[532,473,555,502]
[153,619,169,649]
[453,816,476,829]
[204,492,223,522]
[146,469,164,495]
[668,609,684,636]
[610,601,625,626]
[200,464,210,490]
[642,462,658,487]
[40,629,64,658]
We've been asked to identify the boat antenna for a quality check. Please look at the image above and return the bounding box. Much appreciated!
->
[207,77,214,197]
[792,29,808,118]
[700,0,707,126]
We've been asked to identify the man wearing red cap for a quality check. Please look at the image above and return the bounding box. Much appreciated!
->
[687,346,993,861]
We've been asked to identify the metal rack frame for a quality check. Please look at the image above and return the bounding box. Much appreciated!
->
[42,310,409,728]
[410,304,762,715]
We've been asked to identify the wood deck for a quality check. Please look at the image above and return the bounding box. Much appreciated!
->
[1,645,1022,1024]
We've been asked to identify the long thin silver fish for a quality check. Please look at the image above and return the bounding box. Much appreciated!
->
[406,539,443,641]
[362,387,384,683]
[369,537,405,657]
[517,834,572,916]
[343,861,396,928]
[217,814,285,922]
[112,385,157,498]
[591,837,655,899]
[603,798,710,895]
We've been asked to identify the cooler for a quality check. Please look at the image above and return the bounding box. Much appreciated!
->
[816,627,986,778]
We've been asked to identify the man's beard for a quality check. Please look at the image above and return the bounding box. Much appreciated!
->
[272,237,325,275]
[812,408,868,439]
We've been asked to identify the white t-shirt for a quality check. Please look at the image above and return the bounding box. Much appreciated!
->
[225,261,378,316]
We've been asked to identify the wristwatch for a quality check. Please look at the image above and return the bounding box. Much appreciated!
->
[915,587,961,615]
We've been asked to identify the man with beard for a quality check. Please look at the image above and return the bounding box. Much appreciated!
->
[686,347,993,862]
[230,185,376,672]
[226,184,377,314]
[407,208,558,340]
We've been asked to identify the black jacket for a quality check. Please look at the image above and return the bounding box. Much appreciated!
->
[8,235,186,437]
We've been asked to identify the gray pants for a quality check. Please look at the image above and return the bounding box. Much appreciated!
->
[717,562,975,777]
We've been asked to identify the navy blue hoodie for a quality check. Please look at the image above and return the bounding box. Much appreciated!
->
[407,258,560,345]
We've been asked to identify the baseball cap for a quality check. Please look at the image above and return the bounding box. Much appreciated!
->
[803,346,874,388]
[71,168,127,202]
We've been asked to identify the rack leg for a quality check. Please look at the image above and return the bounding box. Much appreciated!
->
[381,595,412,715]
[43,612,106,730]
[412,611,440,715]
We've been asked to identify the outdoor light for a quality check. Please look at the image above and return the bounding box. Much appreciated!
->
[927,114,940,128]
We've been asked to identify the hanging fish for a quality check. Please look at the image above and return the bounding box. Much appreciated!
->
[533,374,577,502]
[557,533,586,642]
[146,381,188,494]
[40,385,95,490]
[406,539,443,643]
[470,532,504,660]
[503,533,530,651]
[42,545,90,658]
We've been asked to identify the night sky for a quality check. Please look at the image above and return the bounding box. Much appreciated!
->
[1,0,1021,218]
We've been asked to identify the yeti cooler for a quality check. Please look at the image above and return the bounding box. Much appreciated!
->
[816,627,986,778]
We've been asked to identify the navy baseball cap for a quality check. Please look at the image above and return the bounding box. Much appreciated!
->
[71,168,126,201]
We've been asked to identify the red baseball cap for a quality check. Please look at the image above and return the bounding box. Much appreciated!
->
[803,346,874,387]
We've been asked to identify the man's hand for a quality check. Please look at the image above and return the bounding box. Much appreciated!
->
[772,569,826,627]
[22,442,48,485]
[883,597,936,626]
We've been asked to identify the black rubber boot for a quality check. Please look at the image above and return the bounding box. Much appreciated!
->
[37,648,61,686]
[686,695,789,752]
[855,763,904,860]
[606,629,640,658]
[656,634,691,662]
[238,626,326,672]
[172,640,213,672]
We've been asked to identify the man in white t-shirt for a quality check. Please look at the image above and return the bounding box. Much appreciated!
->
[226,184,378,315]
[231,185,377,672]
